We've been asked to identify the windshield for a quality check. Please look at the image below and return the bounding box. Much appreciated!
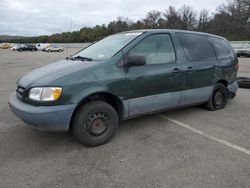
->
[73,32,142,60]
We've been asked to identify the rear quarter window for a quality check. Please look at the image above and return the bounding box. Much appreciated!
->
[176,33,216,62]
[208,37,233,60]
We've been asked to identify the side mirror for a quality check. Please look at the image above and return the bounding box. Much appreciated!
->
[126,54,146,66]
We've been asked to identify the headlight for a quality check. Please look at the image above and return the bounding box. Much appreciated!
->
[28,87,62,101]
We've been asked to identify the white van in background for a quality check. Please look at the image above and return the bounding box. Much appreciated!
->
[36,43,51,50]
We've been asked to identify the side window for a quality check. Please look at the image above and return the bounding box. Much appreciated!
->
[208,37,233,60]
[176,33,216,62]
[129,34,176,65]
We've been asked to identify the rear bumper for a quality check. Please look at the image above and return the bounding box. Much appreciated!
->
[227,81,238,99]
[8,93,76,131]
[237,51,250,56]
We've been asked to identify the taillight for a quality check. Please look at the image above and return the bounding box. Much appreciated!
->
[235,63,239,71]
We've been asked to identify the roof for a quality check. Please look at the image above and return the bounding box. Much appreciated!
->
[122,29,225,40]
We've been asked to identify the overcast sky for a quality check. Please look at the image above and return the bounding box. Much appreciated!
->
[0,0,226,36]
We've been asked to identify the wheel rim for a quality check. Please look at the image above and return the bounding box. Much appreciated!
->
[213,89,225,108]
[85,112,109,137]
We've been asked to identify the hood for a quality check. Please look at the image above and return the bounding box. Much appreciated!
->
[18,59,102,88]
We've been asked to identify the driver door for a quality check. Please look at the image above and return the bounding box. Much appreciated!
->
[124,33,185,117]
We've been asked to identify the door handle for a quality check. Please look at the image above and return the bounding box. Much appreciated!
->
[185,66,193,72]
[171,68,181,73]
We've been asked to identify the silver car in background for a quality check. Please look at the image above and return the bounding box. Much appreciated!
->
[45,45,64,52]
[237,43,250,57]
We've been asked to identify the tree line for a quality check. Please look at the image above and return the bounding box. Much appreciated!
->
[7,0,250,43]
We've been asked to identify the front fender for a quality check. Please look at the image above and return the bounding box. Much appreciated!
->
[72,84,108,104]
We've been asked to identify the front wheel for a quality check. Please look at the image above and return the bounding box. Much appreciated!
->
[204,83,228,111]
[72,101,118,147]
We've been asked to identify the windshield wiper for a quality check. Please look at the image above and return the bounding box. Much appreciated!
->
[66,56,92,61]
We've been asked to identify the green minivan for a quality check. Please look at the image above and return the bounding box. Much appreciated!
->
[9,29,239,146]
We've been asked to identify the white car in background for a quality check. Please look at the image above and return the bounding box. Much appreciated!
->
[237,43,250,57]
[36,43,51,50]
[11,44,22,50]
[44,45,64,52]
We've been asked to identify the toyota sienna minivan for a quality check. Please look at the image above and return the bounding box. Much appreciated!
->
[9,29,239,146]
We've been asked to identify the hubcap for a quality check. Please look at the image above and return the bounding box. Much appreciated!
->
[214,91,223,106]
[85,112,109,136]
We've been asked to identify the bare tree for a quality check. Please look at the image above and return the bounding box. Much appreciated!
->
[198,9,210,32]
[235,0,250,24]
[178,5,197,30]
[163,6,183,29]
[212,0,250,39]
[143,10,162,28]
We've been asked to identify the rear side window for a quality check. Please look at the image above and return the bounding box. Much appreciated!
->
[129,34,176,65]
[176,33,216,62]
[208,37,233,60]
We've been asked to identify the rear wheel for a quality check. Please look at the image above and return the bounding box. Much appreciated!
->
[72,101,118,147]
[204,83,228,111]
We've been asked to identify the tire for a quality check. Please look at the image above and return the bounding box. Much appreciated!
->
[204,83,228,111]
[72,101,118,147]
[237,77,250,89]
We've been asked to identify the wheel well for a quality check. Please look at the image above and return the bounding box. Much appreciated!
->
[217,80,228,87]
[69,92,124,129]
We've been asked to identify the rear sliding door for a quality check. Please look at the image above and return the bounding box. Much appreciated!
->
[176,33,217,106]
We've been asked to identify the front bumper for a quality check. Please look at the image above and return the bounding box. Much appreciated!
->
[227,81,238,99]
[8,93,76,131]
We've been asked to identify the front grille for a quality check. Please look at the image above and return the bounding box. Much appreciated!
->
[16,86,27,99]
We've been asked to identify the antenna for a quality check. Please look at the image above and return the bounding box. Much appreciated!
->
[66,18,72,58]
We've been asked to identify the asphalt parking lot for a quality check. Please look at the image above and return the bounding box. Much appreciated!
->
[0,49,250,188]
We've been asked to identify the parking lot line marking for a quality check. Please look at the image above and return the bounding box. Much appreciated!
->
[32,60,43,66]
[158,114,250,156]
[0,88,12,92]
